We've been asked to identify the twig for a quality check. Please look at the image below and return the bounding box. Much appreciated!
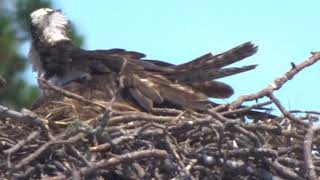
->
[165,135,194,179]
[304,125,320,180]
[207,109,232,123]
[91,57,127,146]
[90,135,135,152]
[80,149,168,176]
[266,159,304,180]
[233,125,261,147]
[268,93,307,125]
[4,131,40,155]
[221,101,272,116]
[10,133,85,173]
[230,51,320,110]
[66,145,91,167]
[39,78,106,109]
[108,113,175,126]
[151,108,183,116]
[290,110,320,116]
[0,105,47,131]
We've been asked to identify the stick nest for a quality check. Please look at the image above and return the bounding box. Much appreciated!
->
[0,95,319,180]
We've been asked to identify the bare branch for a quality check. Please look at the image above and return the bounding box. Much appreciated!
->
[230,52,320,110]
[80,149,168,176]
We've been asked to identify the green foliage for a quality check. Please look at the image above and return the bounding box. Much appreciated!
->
[15,0,52,40]
[0,0,84,109]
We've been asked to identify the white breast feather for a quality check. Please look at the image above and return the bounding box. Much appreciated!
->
[28,45,44,76]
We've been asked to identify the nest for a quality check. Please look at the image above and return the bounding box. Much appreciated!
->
[0,94,319,180]
[1,52,320,179]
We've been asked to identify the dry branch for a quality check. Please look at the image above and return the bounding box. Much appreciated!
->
[230,51,320,110]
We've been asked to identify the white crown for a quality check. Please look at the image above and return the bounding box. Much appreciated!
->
[30,8,70,44]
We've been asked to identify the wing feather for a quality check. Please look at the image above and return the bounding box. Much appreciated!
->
[129,88,153,111]
[132,75,163,103]
[188,81,234,98]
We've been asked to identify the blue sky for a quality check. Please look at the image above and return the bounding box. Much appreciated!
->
[28,0,320,111]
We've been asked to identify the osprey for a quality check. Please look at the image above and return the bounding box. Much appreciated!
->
[29,8,257,111]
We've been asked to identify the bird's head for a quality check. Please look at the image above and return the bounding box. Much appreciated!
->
[30,8,70,45]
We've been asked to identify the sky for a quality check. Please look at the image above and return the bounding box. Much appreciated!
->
[28,0,320,111]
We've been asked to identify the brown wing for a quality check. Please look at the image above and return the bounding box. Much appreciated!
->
[167,42,257,82]
[188,81,234,99]
[139,42,257,99]
[35,42,257,111]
